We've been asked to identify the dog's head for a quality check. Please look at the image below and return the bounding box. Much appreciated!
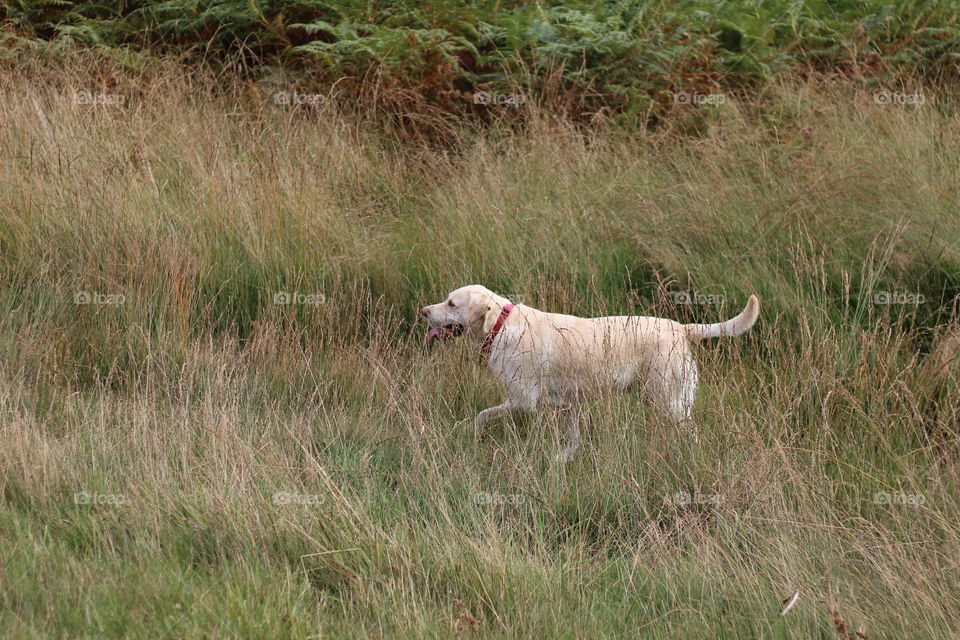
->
[420,285,512,343]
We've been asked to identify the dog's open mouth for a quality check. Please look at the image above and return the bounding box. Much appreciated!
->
[426,323,464,342]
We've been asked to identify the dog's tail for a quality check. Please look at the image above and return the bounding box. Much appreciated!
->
[684,295,760,339]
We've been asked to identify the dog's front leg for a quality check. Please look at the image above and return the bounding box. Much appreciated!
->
[473,402,522,439]
[474,371,539,440]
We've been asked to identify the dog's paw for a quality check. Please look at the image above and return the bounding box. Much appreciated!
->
[454,417,475,435]
[463,418,483,441]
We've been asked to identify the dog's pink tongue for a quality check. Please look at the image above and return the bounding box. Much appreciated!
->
[427,327,454,342]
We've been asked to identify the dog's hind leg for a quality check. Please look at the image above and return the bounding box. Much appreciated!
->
[555,408,582,463]
[647,351,700,442]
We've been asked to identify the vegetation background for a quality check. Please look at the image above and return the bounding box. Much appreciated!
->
[1,1,959,637]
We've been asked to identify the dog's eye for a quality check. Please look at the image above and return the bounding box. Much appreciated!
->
[447,300,455,307]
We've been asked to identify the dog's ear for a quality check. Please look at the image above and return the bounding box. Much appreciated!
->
[480,302,501,335]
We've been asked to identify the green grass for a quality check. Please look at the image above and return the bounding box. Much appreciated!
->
[3,0,960,130]
[1,58,959,637]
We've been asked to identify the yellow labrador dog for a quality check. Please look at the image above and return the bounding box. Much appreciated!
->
[421,285,759,461]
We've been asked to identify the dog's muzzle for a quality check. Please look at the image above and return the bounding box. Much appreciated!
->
[426,323,464,342]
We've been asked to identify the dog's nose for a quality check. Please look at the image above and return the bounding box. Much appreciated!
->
[420,307,429,318]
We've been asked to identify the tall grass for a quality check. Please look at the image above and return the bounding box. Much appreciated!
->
[1,56,959,637]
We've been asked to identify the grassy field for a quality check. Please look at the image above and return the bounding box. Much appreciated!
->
[1,54,960,638]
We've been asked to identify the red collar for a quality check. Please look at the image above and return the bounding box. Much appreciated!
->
[480,304,515,355]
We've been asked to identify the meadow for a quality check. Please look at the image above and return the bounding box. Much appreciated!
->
[1,47,960,637]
